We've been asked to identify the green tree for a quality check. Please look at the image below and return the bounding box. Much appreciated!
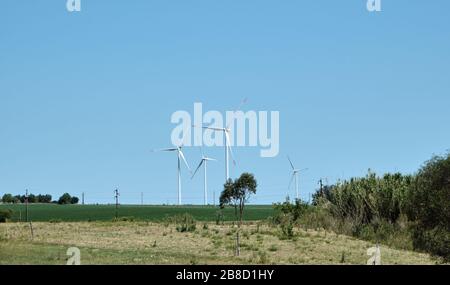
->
[235,173,257,225]
[0,209,13,223]
[37,194,52,203]
[219,173,257,226]
[2,194,14,204]
[58,193,72,205]
[407,154,450,261]
[70,196,79,204]
[28,194,38,203]
[219,179,239,221]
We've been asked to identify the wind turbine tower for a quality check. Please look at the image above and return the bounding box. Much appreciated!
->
[192,149,217,205]
[287,156,308,200]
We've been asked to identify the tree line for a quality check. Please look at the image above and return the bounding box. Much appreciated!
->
[1,192,79,205]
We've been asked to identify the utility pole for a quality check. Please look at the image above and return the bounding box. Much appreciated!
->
[114,189,120,219]
[82,192,85,205]
[25,189,29,222]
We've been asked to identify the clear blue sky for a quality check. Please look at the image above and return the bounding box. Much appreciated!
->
[1,1,449,204]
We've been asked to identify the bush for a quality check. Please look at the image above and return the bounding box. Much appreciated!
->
[273,197,309,224]
[215,210,224,225]
[70,196,79,204]
[407,154,450,261]
[112,216,136,222]
[412,226,450,262]
[278,214,295,240]
[175,213,196,233]
[0,209,13,223]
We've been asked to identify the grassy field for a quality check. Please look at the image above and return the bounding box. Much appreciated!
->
[0,221,437,265]
[0,204,274,222]
[0,204,441,265]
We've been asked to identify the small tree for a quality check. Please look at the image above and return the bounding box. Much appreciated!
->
[219,179,239,221]
[0,209,13,223]
[58,193,72,205]
[70,196,79,204]
[235,173,257,225]
[2,194,14,204]
[219,173,257,226]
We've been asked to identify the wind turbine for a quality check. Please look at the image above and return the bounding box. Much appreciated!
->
[191,149,217,206]
[201,125,235,182]
[153,145,191,205]
[287,156,308,201]
[193,98,247,182]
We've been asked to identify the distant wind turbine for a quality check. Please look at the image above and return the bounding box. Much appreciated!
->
[287,156,308,200]
[153,145,191,205]
[191,149,217,206]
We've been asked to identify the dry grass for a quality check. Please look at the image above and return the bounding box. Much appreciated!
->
[0,222,437,265]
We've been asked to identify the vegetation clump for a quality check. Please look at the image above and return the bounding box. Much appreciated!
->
[306,153,450,261]
[175,213,197,233]
[0,209,12,223]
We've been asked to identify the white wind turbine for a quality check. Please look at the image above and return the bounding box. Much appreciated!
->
[191,149,217,206]
[287,156,308,201]
[153,145,191,205]
[201,125,235,182]
[193,98,247,182]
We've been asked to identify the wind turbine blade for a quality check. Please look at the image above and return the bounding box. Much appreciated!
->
[178,150,191,172]
[200,145,205,158]
[288,173,295,190]
[191,160,204,179]
[226,98,248,129]
[153,148,177,152]
[203,126,224,132]
[204,157,217,161]
[236,97,248,110]
[287,156,295,170]
[225,131,236,166]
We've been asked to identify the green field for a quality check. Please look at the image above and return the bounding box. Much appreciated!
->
[0,204,274,222]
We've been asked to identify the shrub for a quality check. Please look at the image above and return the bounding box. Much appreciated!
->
[215,210,224,225]
[411,226,449,262]
[273,197,309,224]
[256,250,269,264]
[278,214,295,240]
[175,213,196,233]
[0,209,13,223]
[268,244,278,252]
[113,216,135,222]
[407,154,450,261]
